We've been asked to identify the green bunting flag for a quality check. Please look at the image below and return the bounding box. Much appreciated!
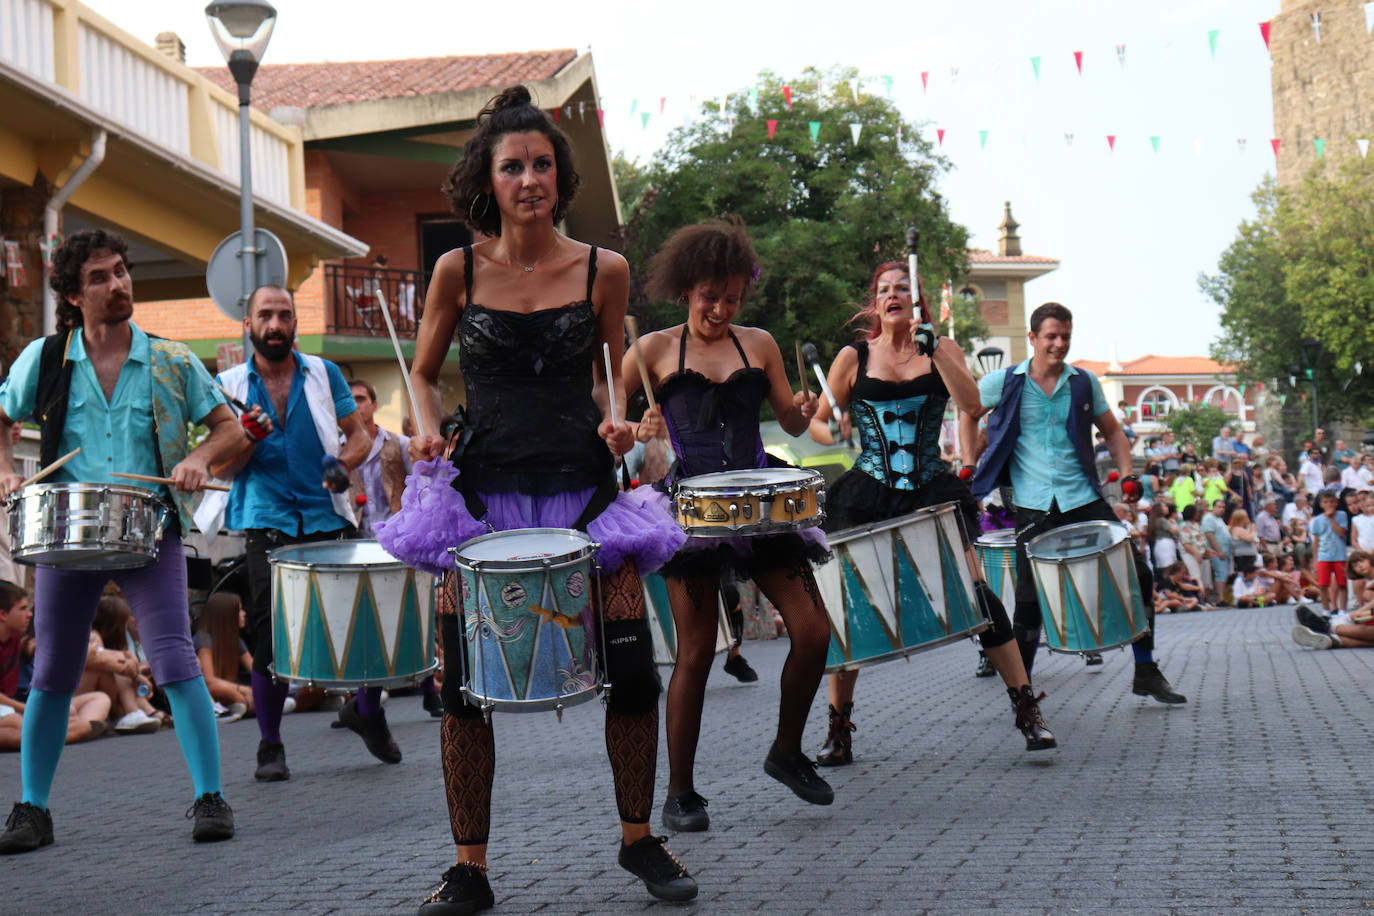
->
[629,99,638,115]
[1208,29,1220,59]
[1314,138,1326,158]
[1150,135,1160,152]
[748,88,759,111]
[809,121,820,143]
[641,112,650,129]
[979,129,989,149]
[1031,56,1041,81]
[1280,394,1288,406]
[882,75,893,98]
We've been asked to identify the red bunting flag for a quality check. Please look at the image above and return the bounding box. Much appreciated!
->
[936,128,945,146]
[921,71,929,93]
[552,108,559,123]
[1074,50,1083,75]
[766,119,778,140]
[597,109,605,127]
[1259,20,1271,50]
[1271,138,1281,158]
[659,97,666,115]
[783,85,792,110]
[1107,134,1116,150]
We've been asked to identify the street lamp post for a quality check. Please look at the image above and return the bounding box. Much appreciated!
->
[1299,337,1323,437]
[976,346,1005,377]
[205,1,277,362]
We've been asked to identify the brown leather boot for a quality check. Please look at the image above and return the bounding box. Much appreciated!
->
[815,702,855,766]
[1009,686,1056,751]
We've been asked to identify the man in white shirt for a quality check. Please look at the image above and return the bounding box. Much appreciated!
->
[1341,460,1369,492]
[1353,500,1374,553]
[1283,492,1313,528]
[1298,448,1326,496]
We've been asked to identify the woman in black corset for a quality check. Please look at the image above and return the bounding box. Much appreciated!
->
[381,86,696,914]
[807,261,1054,765]
[621,218,834,834]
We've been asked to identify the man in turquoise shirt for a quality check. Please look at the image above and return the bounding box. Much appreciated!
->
[970,302,1186,706]
[0,229,243,853]
[208,286,377,781]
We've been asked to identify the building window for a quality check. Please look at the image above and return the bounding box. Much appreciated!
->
[1140,389,1174,419]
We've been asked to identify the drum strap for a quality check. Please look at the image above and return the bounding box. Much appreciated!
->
[35,330,76,467]
[458,470,618,533]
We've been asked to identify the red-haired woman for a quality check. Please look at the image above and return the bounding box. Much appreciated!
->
[621,217,833,834]
[807,261,1054,765]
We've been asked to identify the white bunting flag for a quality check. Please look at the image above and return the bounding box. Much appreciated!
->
[1359,138,1370,158]
[849,123,862,145]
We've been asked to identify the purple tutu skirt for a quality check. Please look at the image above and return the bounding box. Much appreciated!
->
[626,486,830,579]
[375,457,685,578]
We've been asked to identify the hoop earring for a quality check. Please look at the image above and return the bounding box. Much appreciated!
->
[469,193,491,224]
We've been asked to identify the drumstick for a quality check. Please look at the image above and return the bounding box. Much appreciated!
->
[602,342,619,425]
[111,472,231,492]
[18,447,80,489]
[623,315,656,411]
[794,341,810,396]
[374,290,429,438]
[214,382,250,414]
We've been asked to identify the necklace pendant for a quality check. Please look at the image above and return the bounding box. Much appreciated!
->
[523,266,535,272]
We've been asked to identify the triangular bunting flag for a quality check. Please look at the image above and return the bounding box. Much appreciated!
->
[783,85,792,110]
[809,121,820,143]
[766,119,778,140]
[1116,43,1126,65]
[1074,50,1083,75]
[748,87,759,111]
[1366,2,1374,34]
[1064,132,1074,146]
[949,66,959,82]
[629,98,638,115]
[1311,11,1322,42]
[1314,138,1326,158]
[1150,136,1160,153]
[551,107,559,124]
[1271,138,1282,158]
[921,71,929,93]
[1238,137,1247,152]
[1208,29,1220,59]
[882,75,893,98]
[1358,138,1370,158]
[1280,394,1288,406]
[850,78,861,101]
[849,123,862,145]
[1107,134,1117,151]
[597,109,605,127]
[979,129,988,149]
[1259,20,1272,50]
[641,112,650,129]
[659,97,666,115]
[563,105,572,120]
[1031,56,1041,81]
[936,128,945,146]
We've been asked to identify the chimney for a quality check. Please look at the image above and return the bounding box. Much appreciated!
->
[997,201,1021,257]
[155,32,186,64]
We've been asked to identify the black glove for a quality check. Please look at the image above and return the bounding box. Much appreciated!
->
[913,322,938,358]
[321,455,350,493]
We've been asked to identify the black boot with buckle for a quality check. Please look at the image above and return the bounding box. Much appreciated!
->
[815,702,855,767]
[1009,685,1057,751]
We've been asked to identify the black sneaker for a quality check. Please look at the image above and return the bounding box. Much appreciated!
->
[764,742,834,805]
[723,653,759,683]
[339,700,402,764]
[618,834,698,902]
[1131,662,1188,704]
[254,739,290,782]
[1295,603,1331,634]
[1084,652,1104,667]
[661,790,709,832]
[422,691,445,718]
[0,802,53,854]
[419,863,495,915]
[974,651,996,678]
[1009,686,1057,751]
[186,792,235,842]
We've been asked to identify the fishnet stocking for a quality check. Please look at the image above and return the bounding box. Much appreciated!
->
[597,559,646,622]
[663,572,720,794]
[754,562,830,753]
[440,712,495,845]
[438,570,458,616]
[605,707,657,824]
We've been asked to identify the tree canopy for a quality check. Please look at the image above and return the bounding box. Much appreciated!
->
[615,67,983,374]
[1202,158,1374,427]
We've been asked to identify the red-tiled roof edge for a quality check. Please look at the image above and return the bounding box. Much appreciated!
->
[967,249,1060,264]
[1072,354,1238,376]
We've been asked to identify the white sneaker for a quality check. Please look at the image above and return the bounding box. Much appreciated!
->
[217,702,247,724]
[282,697,297,714]
[1291,625,1334,650]
[114,709,161,734]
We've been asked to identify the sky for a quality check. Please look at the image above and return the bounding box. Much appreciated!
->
[86,0,1283,364]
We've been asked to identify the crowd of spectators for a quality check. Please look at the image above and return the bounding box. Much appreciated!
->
[1120,426,1371,614]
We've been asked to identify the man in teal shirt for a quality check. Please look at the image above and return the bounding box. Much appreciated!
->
[970,302,1185,705]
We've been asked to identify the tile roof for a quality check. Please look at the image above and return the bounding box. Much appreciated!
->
[1073,355,1236,377]
[195,50,579,111]
[968,248,1059,265]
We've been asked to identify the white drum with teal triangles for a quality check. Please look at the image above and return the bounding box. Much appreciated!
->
[974,528,1018,605]
[816,502,989,673]
[269,539,438,688]
[641,572,734,666]
[1024,520,1149,654]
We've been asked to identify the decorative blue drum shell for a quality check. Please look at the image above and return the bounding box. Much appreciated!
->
[974,528,1019,605]
[1024,520,1149,653]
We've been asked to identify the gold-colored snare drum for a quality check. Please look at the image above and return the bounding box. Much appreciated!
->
[673,468,825,537]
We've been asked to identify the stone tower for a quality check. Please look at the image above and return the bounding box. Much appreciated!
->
[1270,0,1374,186]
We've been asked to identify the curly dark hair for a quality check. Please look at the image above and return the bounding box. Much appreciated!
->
[49,229,131,330]
[442,86,579,236]
[644,216,759,303]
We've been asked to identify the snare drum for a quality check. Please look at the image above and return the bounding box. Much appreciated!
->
[269,540,438,688]
[816,502,988,673]
[641,572,735,666]
[673,468,825,537]
[450,528,603,714]
[1024,520,1149,654]
[974,529,1018,605]
[10,482,167,570]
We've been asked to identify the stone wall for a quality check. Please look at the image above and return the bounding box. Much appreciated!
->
[1271,0,1374,186]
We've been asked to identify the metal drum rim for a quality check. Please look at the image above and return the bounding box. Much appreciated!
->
[267,537,415,572]
[974,529,1019,548]
[675,468,824,493]
[1024,519,1129,562]
[451,527,596,571]
[825,500,958,548]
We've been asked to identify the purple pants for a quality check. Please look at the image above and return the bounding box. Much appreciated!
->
[32,531,200,693]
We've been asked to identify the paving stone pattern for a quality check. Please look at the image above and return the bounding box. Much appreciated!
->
[3,605,1373,914]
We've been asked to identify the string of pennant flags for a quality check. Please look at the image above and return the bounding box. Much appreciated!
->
[577,11,1374,160]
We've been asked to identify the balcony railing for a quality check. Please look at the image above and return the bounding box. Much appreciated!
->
[325,264,426,337]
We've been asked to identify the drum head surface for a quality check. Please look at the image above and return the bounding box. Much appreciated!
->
[457,528,592,564]
[270,539,400,567]
[1025,521,1128,560]
[975,528,1018,548]
[679,468,817,490]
